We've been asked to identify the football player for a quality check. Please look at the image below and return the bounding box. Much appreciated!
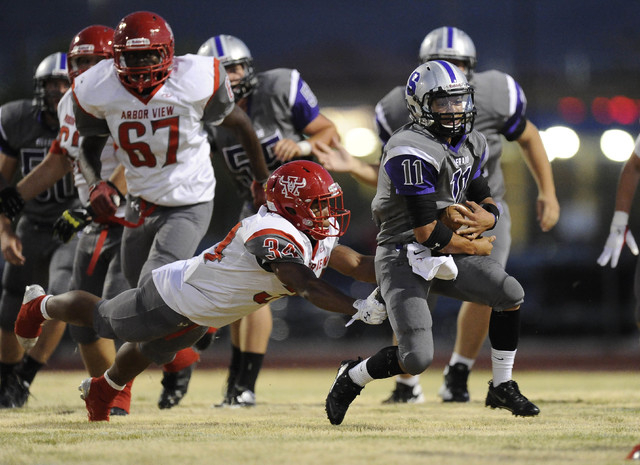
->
[197,34,339,407]
[0,25,135,415]
[0,51,81,408]
[324,61,540,426]
[70,11,270,410]
[14,160,387,422]
[316,26,559,404]
[597,135,640,329]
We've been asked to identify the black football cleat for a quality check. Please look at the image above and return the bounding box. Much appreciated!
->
[485,379,540,417]
[325,359,363,425]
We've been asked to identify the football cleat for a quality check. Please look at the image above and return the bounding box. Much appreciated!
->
[158,364,194,409]
[325,359,363,425]
[0,372,30,409]
[215,386,256,408]
[79,376,119,422]
[109,380,133,416]
[15,285,47,351]
[382,382,425,404]
[485,379,540,417]
[438,363,470,402]
[627,444,640,460]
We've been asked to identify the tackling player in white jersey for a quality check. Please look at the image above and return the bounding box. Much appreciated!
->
[14,161,387,422]
[72,11,271,409]
[198,34,339,407]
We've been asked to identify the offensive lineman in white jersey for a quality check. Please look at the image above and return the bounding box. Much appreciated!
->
[72,11,270,409]
[14,161,387,421]
[4,25,133,415]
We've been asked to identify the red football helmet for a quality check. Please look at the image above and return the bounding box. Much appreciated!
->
[265,161,351,240]
[113,11,174,92]
[68,25,114,81]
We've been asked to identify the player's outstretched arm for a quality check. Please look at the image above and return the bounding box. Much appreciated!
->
[272,261,386,325]
[314,138,379,188]
[221,105,269,182]
[17,142,73,202]
[327,244,376,283]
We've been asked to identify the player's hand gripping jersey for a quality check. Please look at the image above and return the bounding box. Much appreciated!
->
[72,54,234,206]
[152,206,339,328]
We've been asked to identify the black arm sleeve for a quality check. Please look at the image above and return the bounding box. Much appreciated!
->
[404,193,439,229]
[466,175,491,203]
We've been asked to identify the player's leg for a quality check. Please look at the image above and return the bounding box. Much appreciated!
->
[326,244,433,425]
[218,304,272,407]
[439,203,512,402]
[126,201,213,410]
[432,254,539,416]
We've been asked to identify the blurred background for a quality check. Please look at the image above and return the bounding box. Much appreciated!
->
[2,0,639,367]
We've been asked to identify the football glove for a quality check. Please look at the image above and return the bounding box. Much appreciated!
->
[53,208,92,243]
[0,186,25,221]
[346,287,387,327]
[597,211,639,268]
[89,180,124,219]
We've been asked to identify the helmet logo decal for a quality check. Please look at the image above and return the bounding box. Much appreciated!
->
[407,71,420,96]
[126,38,151,47]
[278,176,306,199]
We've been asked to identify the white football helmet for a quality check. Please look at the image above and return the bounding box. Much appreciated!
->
[33,52,70,114]
[405,60,475,138]
[197,34,257,100]
[419,27,477,78]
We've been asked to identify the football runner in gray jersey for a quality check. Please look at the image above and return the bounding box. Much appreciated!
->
[198,34,339,407]
[0,52,81,408]
[317,26,559,404]
[325,60,540,426]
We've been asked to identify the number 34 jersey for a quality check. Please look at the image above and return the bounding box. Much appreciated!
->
[372,123,488,245]
[151,206,339,328]
[72,54,234,206]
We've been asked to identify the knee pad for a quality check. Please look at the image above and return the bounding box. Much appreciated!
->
[495,276,524,311]
[69,324,101,345]
[399,347,433,376]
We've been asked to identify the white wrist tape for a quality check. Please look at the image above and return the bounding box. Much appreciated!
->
[612,211,629,227]
[297,140,312,156]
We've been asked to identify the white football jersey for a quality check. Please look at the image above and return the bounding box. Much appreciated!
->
[57,89,123,216]
[152,206,339,328]
[72,54,234,206]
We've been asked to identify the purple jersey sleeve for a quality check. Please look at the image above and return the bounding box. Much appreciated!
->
[290,78,320,132]
[384,154,438,196]
[501,79,527,141]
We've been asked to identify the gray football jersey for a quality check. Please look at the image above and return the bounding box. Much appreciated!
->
[372,123,488,245]
[375,70,527,201]
[0,99,79,223]
[206,68,320,201]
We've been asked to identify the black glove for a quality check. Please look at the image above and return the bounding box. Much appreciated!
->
[53,208,92,243]
[0,187,24,221]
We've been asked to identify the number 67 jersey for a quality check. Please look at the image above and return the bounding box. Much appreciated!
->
[72,54,234,207]
[151,206,339,328]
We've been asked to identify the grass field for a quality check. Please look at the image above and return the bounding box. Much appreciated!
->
[0,368,638,465]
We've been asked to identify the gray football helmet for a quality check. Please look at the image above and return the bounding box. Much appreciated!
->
[197,34,257,100]
[419,27,477,78]
[405,60,475,138]
[33,52,70,114]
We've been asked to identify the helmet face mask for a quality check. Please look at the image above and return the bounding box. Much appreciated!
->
[406,60,476,138]
[113,11,174,93]
[265,161,351,240]
[68,25,114,81]
[197,35,257,100]
[33,52,70,115]
[419,26,477,78]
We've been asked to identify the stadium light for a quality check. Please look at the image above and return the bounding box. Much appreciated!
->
[540,126,580,161]
[600,129,635,162]
[344,127,378,157]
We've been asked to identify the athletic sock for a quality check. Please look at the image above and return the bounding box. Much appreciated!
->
[235,351,264,392]
[15,354,43,386]
[490,348,516,386]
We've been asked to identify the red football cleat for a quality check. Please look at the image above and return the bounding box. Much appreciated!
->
[627,443,640,460]
[15,285,47,351]
[110,380,134,416]
[79,376,120,422]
